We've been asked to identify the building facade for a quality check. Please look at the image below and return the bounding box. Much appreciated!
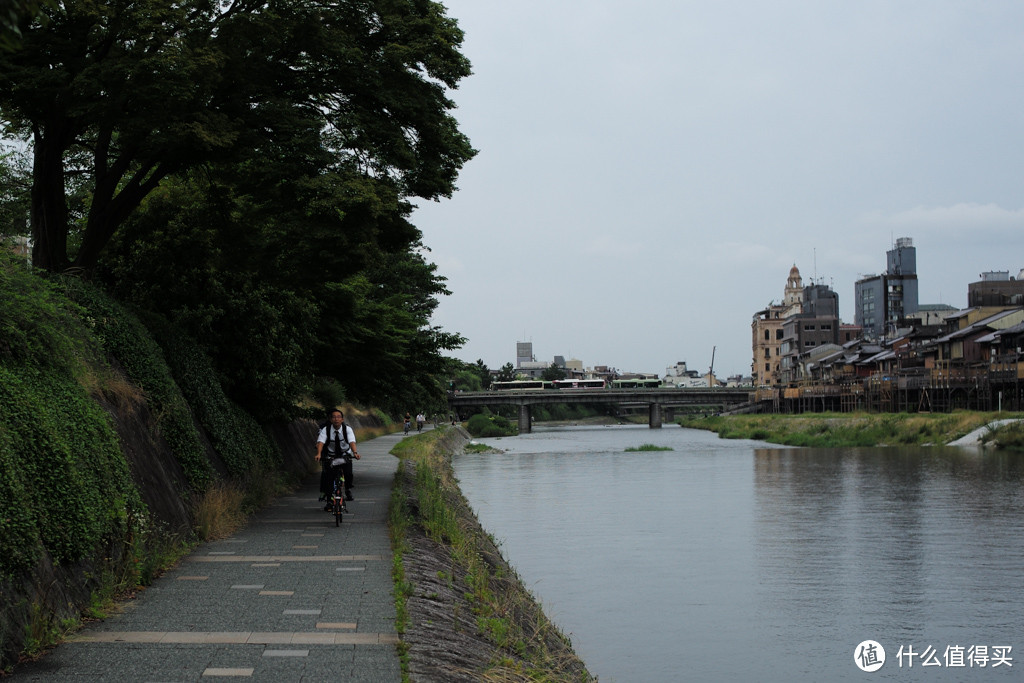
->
[854,237,919,340]
[968,270,1024,307]
[779,282,841,384]
[751,265,804,387]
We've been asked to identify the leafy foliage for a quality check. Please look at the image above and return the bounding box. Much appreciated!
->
[677,412,999,447]
[140,313,279,478]
[496,363,516,383]
[466,412,516,438]
[0,252,144,578]
[0,0,48,51]
[452,364,484,392]
[541,363,566,381]
[0,0,475,273]
[59,278,214,490]
[3,0,477,417]
[0,143,30,236]
[471,359,491,388]
[98,167,462,416]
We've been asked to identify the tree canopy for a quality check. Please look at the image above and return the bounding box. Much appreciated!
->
[541,363,566,381]
[0,0,475,273]
[496,362,516,383]
[0,0,477,416]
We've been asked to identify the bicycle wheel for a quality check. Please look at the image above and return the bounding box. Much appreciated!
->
[334,494,342,526]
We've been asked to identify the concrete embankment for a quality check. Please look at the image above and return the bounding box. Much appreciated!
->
[946,419,1023,446]
[395,426,593,682]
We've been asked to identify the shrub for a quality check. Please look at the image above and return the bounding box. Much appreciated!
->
[466,413,516,438]
[312,376,347,412]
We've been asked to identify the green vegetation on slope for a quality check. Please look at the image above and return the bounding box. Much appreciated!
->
[0,253,145,579]
[59,277,215,490]
[979,420,1024,451]
[0,254,298,667]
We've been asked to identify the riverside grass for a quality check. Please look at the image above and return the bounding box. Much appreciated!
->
[389,427,592,682]
[676,411,1017,448]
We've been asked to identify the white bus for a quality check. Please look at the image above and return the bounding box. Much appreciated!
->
[553,379,607,389]
[490,380,553,391]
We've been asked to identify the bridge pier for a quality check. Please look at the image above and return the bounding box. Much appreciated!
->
[648,403,662,429]
[518,404,532,434]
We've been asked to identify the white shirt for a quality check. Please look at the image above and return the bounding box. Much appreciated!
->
[317,424,356,455]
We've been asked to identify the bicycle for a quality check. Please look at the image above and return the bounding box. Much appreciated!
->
[328,471,347,526]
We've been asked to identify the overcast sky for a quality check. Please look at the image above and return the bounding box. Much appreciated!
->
[411,1,1024,378]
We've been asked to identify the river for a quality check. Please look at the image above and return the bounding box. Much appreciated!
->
[453,424,1024,682]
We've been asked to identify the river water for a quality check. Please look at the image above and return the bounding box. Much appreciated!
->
[453,425,1024,682]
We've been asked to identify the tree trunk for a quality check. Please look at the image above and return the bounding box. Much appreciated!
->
[30,126,71,273]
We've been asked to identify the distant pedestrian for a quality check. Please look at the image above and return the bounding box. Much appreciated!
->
[416,412,425,432]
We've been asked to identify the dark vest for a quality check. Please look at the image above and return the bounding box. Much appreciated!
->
[326,423,351,460]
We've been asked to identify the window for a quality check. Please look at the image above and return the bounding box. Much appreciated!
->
[804,341,816,347]
[764,330,770,340]
[776,329,784,339]
[821,323,832,330]
[765,348,770,358]
[804,324,815,331]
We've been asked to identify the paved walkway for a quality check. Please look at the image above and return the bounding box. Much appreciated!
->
[11,432,407,682]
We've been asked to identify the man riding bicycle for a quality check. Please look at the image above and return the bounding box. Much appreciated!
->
[315,409,360,510]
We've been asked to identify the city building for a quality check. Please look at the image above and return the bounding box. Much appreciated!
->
[751,265,805,387]
[906,303,957,327]
[854,237,920,340]
[663,361,706,388]
[968,270,1024,307]
[779,282,841,384]
[516,341,534,368]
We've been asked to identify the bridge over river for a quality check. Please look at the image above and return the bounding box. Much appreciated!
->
[448,387,752,433]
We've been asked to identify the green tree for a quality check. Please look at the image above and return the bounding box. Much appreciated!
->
[16,0,479,415]
[99,167,464,416]
[496,362,516,382]
[452,367,482,392]
[541,363,566,381]
[472,359,491,388]
[0,0,49,51]
[0,0,475,274]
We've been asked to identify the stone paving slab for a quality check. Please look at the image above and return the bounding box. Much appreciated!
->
[9,432,408,682]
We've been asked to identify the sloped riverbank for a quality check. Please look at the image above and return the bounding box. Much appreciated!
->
[391,427,593,682]
[676,411,1022,448]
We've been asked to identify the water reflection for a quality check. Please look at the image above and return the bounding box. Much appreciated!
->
[753,447,1024,678]
[459,428,1024,681]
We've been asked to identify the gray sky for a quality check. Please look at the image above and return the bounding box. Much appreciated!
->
[412,1,1024,378]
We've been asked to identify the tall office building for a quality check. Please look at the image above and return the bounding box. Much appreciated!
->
[854,237,919,340]
[516,342,533,368]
